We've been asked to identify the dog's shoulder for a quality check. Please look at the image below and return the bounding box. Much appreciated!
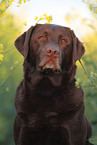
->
[15,80,24,104]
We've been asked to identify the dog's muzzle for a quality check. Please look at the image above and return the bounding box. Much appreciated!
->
[37,47,62,74]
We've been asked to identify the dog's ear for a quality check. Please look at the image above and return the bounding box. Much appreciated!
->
[14,26,34,59]
[71,30,85,61]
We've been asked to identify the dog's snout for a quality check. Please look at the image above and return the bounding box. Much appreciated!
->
[47,47,59,56]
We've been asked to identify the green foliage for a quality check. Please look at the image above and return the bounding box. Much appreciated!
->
[0,0,9,15]
[83,0,97,14]
[0,0,30,15]
[0,14,23,145]
[89,133,97,144]
[75,12,97,144]
[65,2,97,143]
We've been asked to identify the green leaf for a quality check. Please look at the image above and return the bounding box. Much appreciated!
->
[89,134,97,144]
[94,7,97,14]
[89,3,94,11]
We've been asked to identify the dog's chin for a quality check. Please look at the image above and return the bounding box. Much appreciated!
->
[41,68,54,76]
[39,68,61,76]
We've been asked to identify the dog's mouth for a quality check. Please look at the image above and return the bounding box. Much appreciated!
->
[41,68,55,75]
[37,58,61,75]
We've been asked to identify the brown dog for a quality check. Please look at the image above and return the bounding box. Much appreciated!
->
[14,24,93,145]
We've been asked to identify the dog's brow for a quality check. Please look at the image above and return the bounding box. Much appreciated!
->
[32,31,41,37]
[32,30,49,38]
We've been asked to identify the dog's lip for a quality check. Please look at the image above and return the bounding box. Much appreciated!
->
[37,67,61,75]
[41,68,54,75]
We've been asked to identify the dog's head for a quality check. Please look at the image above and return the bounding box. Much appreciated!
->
[14,24,85,75]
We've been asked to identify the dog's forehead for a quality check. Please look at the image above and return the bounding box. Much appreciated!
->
[33,24,70,35]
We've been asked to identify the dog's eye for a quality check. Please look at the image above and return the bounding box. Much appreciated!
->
[38,36,44,40]
[61,39,67,44]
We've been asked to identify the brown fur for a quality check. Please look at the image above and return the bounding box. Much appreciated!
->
[14,24,93,145]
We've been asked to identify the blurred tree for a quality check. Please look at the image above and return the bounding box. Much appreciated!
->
[0,14,23,145]
[65,1,97,144]
[0,0,30,15]
[83,0,97,15]
[65,1,97,143]
[0,12,53,145]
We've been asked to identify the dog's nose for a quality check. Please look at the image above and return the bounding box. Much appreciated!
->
[47,47,59,56]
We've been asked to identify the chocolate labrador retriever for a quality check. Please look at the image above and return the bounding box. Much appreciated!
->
[14,24,93,145]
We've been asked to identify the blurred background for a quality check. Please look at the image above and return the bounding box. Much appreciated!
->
[0,0,97,144]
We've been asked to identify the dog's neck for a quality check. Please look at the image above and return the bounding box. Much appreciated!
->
[23,61,77,96]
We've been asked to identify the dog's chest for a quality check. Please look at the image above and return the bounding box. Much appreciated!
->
[23,86,83,114]
[17,84,84,127]
[22,109,77,128]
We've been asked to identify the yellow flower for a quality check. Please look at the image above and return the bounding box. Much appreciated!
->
[65,17,71,24]
[35,16,38,20]
[5,87,9,92]
[19,0,22,3]
[35,14,53,24]
[24,0,26,3]
[39,17,44,20]
[23,21,27,26]
[46,16,49,21]
[10,67,13,70]
[0,44,3,53]
[15,61,18,64]
[18,30,22,35]
[17,5,20,7]
[0,54,4,61]
[8,2,12,6]
[43,14,47,17]
[18,1,22,4]
[75,78,80,88]
[0,13,5,17]
[18,0,22,4]
[6,13,9,16]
